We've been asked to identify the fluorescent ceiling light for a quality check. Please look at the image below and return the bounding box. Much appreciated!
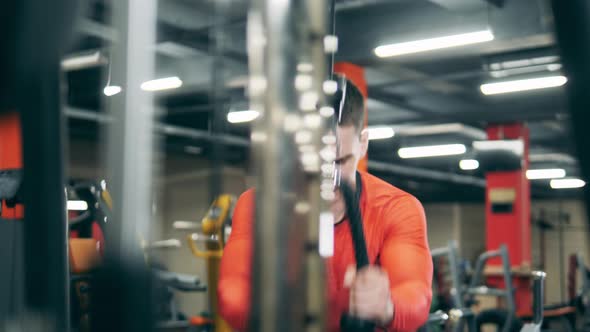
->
[147,239,182,249]
[103,85,122,96]
[460,159,479,170]
[140,76,183,91]
[487,56,562,78]
[367,126,395,140]
[155,42,199,58]
[529,153,576,164]
[526,168,566,180]
[297,63,313,72]
[173,221,200,230]
[61,51,102,70]
[227,110,260,124]
[490,64,562,78]
[375,30,494,58]
[489,55,560,71]
[550,178,586,189]
[481,75,567,95]
[226,75,248,88]
[395,123,486,140]
[473,140,524,156]
[398,144,466,159]
[67,200,88,211]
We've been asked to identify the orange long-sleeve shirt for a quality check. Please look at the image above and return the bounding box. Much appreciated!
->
[218,171,432,331]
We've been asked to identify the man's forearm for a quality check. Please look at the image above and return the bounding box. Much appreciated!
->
[388,282,431,331]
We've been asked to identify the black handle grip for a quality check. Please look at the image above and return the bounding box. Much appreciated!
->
[339,181,369,268]
[341,313,376,332]
[339,180,376,332]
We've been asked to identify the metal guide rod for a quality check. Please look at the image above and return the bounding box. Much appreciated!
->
[106,0,157,264]
[209,0,229,204]
[304,0,331,331]
[89,1,158,331]
[248,0,329,331]
[9,0,77,330]
[247,0,301,329]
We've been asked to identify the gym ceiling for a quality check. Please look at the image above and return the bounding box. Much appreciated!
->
[65,0,579,202]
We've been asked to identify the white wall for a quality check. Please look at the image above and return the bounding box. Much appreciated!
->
[423,203,486,262]
[530,199,590,304]
[457,204,487,262]
[424,203,461,250]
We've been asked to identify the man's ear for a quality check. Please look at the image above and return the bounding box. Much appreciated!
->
[359,128,369,158]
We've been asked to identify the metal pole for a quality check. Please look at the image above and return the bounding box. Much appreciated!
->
[247,0,329,330]
[248,0,306,329]
[304,0,331,331]
[19,39,71,332]
[90,0,158,331]
[550,0,590,243]
[11,0,78,330]
[558,201,565,302]
[499,245,515,332]
[106,0,157,268]
[209,0,229,203]
[447,241,463,308]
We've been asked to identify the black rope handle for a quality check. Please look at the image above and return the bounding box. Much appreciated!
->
[339,179,376,332]
[339,179,369,268]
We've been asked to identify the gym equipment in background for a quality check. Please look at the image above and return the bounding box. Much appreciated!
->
[421,243,521,332]
[519,271,546,332]
[421,241,476,332]
[142,240,209,332]
[174,194,236,332]
[470,245,520,332]
[67,180,112,332]
[531,253,589,331]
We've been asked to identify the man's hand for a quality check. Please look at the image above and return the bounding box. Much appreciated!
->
[344,265,394,326]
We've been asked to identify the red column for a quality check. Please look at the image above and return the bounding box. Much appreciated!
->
[485,123,531,316]
[0,112,24,219]
[334,62,368,172]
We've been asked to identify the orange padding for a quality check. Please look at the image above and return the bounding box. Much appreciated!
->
[189,316,214,326]
[0,112,22,169]
[0,112,24,219]
[1,201,23,219]
[69,238,102,274]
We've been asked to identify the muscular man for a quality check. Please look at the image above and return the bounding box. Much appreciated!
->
[218,77,432,331]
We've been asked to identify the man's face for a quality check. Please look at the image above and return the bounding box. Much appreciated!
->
[330,124,369,223]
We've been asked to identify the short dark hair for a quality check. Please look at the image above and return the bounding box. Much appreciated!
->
[333,74,365,133]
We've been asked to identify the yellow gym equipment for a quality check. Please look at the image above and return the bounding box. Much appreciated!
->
[186,194,236,332]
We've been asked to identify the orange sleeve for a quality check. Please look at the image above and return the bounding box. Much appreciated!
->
[218,189,254,330]
[380,195,432,331]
